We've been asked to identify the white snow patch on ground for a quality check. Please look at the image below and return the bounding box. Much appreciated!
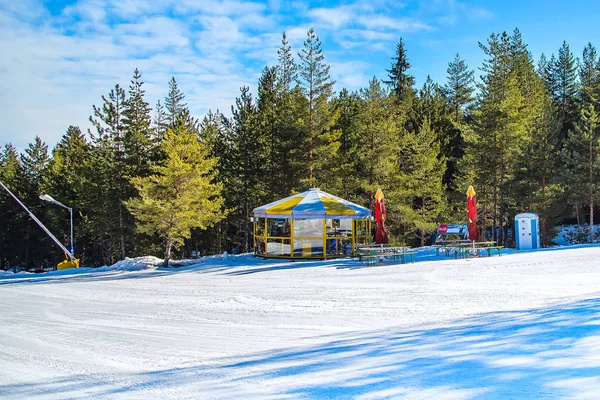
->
[1,246,600,399]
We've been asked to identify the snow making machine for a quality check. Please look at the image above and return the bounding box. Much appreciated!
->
[0,181,79,270]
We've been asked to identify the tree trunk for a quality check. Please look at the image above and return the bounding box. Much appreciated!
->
[493,177,497,242]
[498,154,506,246]
[541,176,547,247]
[163,238,173,268]
[108,236,114,265]
[119,202,126,259]
[309,73,314,187]
[479,206,487,241]
[270,121,275,202]
[243,129,249,254]
[421,197,425,247]
[590,197,594,243]
[25,225,30,270]
[590,139,594,243]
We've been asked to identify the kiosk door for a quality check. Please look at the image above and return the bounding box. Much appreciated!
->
[519,218,532,249]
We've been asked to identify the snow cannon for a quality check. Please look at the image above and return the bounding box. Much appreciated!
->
[1,181,80,270]
[57,256,80,270]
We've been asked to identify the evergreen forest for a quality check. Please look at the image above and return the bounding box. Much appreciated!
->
[2,27,600,269]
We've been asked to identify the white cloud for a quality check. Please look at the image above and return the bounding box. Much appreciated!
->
[341,29,397,41]
[281,26,311,50]
[464,6,494,21]
[62,0,108,27]
[175,0,266,16]
[329,60,371,91]
[267,0,281,13]
[308,6,356,29]
[0,0,47,21]
[0,0,277,150]
[419,0,493,26]
[358,15,433,32]
[107,0,171,18]
[114,17,191,52]
[0,0,490,151]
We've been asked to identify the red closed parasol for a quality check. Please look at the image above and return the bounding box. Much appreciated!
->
[466,185,479,241]
[374,188,389,244]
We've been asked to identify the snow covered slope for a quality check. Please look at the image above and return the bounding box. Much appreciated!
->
[1,247,600,399]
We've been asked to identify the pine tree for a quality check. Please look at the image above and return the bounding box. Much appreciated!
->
[90,84,126,155]
[383,38,415,101]
[354,77,400,207]
[543,54,560,98]
[195,110,229,254]
[297,27,339,188]
[465,30,546,244]
[276,32,304,195]
[21,136,49,184]
[332,88,363,201]
[123,68,154,178]
[125,117,225,267]
[20,136,52,268]
[257,66,280,200]
[397,119,446,246]
[89,84,129,262]
[165,77,187,127]
[231,86,259,252]
[562,104,599,242]
[445,53,475,121]
[214,87,263,254]
[579,43,600,105]
[44,126,93,263]
[513,96,561,245]
[417,76,460,188]
[553,41,580,141]
[153,100,168,142]
[537,53,555,94]
[276,31,297,95]
[0,144,25,270]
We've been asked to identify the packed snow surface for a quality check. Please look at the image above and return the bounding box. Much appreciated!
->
[2,246,600,399]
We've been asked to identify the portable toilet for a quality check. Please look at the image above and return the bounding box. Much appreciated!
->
[515,212,540,250]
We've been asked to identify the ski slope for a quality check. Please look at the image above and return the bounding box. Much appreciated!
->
[1,246,600,399]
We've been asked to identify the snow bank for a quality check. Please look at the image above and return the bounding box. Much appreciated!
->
[554,224,600,246]
[95,256,163,272]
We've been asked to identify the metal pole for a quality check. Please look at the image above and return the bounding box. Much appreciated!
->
[0,181,75,260]
[69,207,73,254]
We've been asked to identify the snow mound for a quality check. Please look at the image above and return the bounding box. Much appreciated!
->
[96,256,163,272]
[553,224,600,246]
[0,270,15,276]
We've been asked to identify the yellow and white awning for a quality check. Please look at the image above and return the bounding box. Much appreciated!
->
[253,188,371,219]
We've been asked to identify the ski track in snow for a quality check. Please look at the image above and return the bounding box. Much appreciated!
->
[1,247,600,399]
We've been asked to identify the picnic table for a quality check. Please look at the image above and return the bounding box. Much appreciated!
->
[434,239,472,256]
[356,245,415,266]
[446,241,504,259]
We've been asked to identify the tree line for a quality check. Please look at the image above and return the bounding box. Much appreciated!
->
[2,27,600,269]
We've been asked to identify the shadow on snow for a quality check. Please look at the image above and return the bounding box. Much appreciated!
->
[3,297,600,399]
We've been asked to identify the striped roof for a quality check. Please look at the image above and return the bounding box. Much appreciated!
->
[253,188,371,219]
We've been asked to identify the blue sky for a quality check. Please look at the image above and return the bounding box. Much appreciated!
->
[2,0,600,152]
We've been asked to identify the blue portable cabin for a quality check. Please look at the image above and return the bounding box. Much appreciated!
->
[514,212,540,250]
